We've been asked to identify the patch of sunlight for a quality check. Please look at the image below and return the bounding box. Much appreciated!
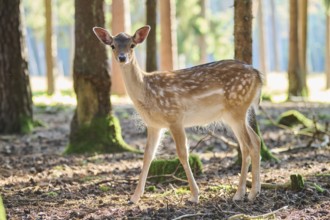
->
[33,92,77,106]
[263,73,330,103]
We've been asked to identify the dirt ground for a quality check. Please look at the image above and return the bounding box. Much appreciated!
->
[0,101,330,219]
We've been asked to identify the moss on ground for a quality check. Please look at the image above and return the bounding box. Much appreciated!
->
[0,194,5,220]
[277,110,319,128]
[148,154,203,183]
[290,174,305,191]
[65,116,139,154]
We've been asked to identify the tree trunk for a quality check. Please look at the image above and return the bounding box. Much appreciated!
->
[298,0,308,93]
[45,0,56,95]
[146,0,158,72]
[234,0,277,162]
[110,0,131,96]
[326,11,330,89]
[0,0,33,134]
[66,0,136,154]
[288,0,307,98]
[257,0,267,78]
[160,0,178,70]
[270,0,280,72]
[198,0,207,64]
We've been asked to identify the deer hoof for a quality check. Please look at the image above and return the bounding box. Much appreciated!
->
[247,190,259,201]
[130,194,141,204]
[232,191,245,201]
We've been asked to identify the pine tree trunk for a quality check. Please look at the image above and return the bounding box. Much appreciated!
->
[288,0,307,98]
[198,0,207,64]
[0,0,33,134]
[326,13,330,89]
[257,0,267,78]
[45,0,56,95]
[270,0,280,72]
[234,0,277,162]
[160,0,178,70]
[110,0,131,96]
[298,0,308,93]
[146,0,158,72]
[66,0,136,154]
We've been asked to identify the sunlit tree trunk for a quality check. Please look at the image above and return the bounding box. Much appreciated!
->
[234,0,277,162]
[198,0,207,64]
[257,0,267,78]
[146,0,158,72]
[270,0,280,72]
[160,0,178,70]
[298,0,308,92]
[45,0,56,95]
[326,7,330,89]
[66,0,135,154]
[288,0,307,98]
[0,0,33,134]
[111,0,131,95]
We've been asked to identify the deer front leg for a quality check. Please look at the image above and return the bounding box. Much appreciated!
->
[170,124,200,203]
[130,127,163,204]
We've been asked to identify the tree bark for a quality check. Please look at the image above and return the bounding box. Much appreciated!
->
[111,0,131,96]
[288,0,307,98]
[298,0,308,93]
[45,0,56,95]
[146,0,158,72]
[270,0,280,72]
[326,11,330,89]
[66,0,135,154]
[0,0,33,134]
[234,0,277,162]
[198,0,207,64]
[160,0,178,70]
[257,0,267,78]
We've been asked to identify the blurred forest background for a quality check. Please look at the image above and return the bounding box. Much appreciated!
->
[23,0,330,102]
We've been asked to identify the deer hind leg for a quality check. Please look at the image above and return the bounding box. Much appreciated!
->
[170,124,200,203]
[130,127,163,204]
[228,115,261,201]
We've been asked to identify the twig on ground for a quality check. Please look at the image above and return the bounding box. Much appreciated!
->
[208,131,238,148]
[189,133,211,153]
[172,213,213,220]
[228,206,288,220]
[246,179,290,190]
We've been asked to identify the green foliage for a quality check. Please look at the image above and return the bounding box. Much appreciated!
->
[324,0,330,14]
[148,154,203,183]
[99,185,111,192]
[65,116,139,154]
[176,0,234,65]
[0,195,5,220]
[146,185,157,192]
[46,191,58,197]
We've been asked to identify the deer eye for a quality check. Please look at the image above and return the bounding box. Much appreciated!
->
[130,44,135,49]
[111,45,115,50]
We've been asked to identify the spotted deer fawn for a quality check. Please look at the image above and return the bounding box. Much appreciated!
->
[93,25,262,204]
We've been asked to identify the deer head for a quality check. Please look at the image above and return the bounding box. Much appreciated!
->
[93,26,150,65]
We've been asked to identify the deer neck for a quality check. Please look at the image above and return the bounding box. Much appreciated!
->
[119,54,146,102]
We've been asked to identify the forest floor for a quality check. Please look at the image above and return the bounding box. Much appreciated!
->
[0,101,330,219]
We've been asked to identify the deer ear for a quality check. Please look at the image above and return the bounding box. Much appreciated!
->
[133,25,151,44]
[93,27,113,45]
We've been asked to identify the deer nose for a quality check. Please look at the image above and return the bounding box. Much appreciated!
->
[118,54,126,63]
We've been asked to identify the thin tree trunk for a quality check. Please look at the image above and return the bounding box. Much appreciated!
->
[288,0,307,98]
[67,0,135,154]
[234,0,278,162]
[160,0,178,70]
[298,0,308,92]
[257,0,267,78]
[326,13,330,89]
[45,0,56,95]
[146,0,157,72]
[111,0,131,95]
[270,0,280,72]
[0,0,33,134]
[198,0,207,64]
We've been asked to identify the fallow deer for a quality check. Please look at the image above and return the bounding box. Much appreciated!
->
[93,25,262,204]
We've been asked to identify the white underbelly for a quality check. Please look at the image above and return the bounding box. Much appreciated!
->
[182,103,224,127]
